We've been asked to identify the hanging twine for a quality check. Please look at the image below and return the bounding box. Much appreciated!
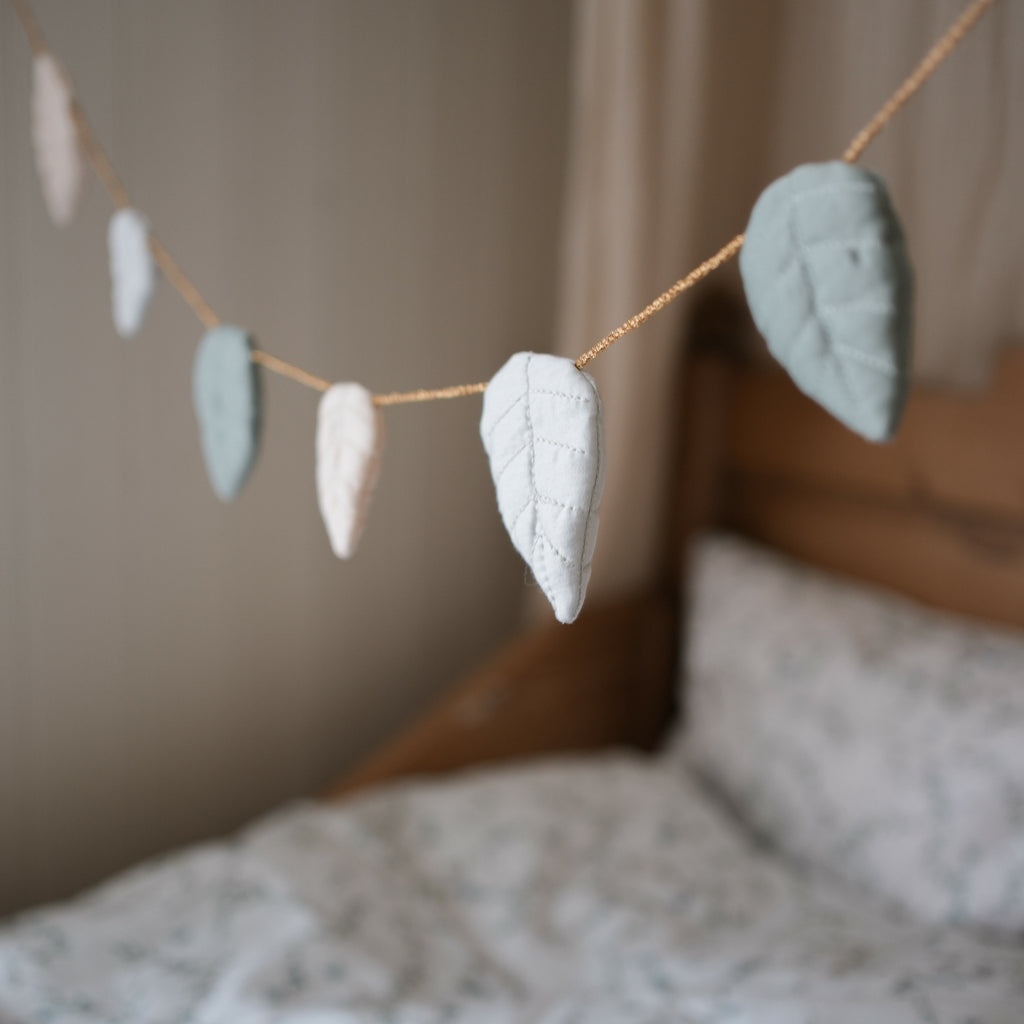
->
[9,0,997,405]
[575,0,996,372]
[841,0,996,164]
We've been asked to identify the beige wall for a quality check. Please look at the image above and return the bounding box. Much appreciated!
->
[0,0,571,914]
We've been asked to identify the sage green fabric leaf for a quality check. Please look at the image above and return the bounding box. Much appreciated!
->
[740,161,913,442]
[192,325,262,501]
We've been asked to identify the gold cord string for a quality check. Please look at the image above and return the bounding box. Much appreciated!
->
[250,350,331,392]
[842,0,995,164]
[9,0,997,406]
[68,100,132,212]
[374,381,488,406]
[575,233,746,370]
[146,236,220,330]
[576,0,996,372]
[9,0,43,55]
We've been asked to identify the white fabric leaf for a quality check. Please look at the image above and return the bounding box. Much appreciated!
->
[316,383,383,559]
[107,208,157,338]
[31,53,83,226]
[480,352,605,624]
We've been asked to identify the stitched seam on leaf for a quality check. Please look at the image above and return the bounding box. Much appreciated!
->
[786,175,892,418]
[789,181,877,206]
[535,436,587,455]
[494,442,528,485]
[509,498,531,533]
[535,493,584,514]
[780,215,897,389]
[788,209,863,423]
[830,341,897,376]
[819,294,895,316]
[483,393,524,446]
[536,526,574,569]
[771,237,810,359]
[530,389,588,402]
[523,354,551,600]
[578,374,603,614]
[802,235,888,254]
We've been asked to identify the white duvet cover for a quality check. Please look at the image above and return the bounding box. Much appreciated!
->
[2,755,1022,1023]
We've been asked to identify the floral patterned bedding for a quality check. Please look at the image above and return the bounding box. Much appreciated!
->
[681,533,1024,936]
[2,754,1022,1023]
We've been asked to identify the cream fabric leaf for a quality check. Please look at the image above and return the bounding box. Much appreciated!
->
[316,383,383,559]
[31,53,84,227]
[107,208,157,338]
[480,352,605,624]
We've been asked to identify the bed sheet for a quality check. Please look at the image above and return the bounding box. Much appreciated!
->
[1,754,1023,1023]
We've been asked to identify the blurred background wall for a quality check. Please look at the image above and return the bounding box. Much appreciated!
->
[0,0,572,915]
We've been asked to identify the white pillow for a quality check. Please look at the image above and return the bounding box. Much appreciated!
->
[682,532,1024,936]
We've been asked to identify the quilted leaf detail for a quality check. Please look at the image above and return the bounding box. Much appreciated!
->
[192,325,262,502]
[739,161,913,442]
[31,53,84,226]
[480,352,605,624]
[316,383,384,559]
[108,207,157,338]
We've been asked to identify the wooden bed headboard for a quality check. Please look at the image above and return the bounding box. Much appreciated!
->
[676,336,1024,629]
